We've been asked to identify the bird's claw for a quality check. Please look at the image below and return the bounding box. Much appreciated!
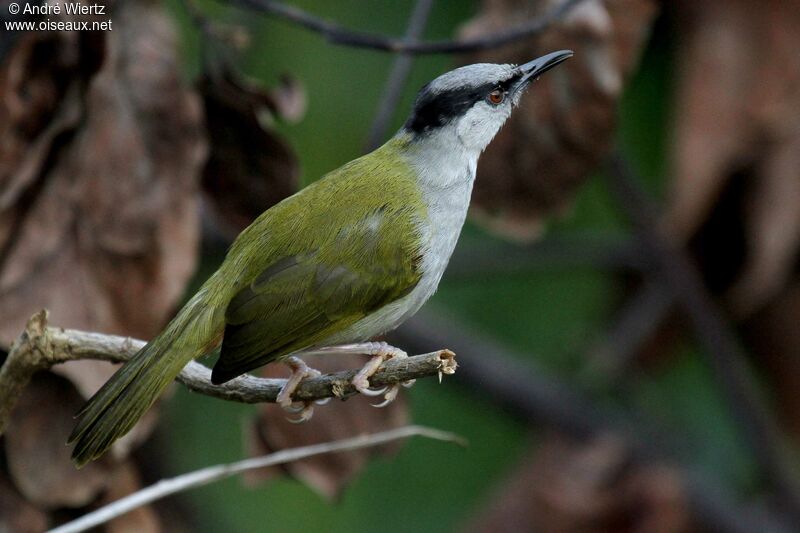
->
[348,342,417,408]
[276,356,321,423]
[371,384,400,407]
[353,378,388,397]
[276,342,416,414]
[285,401,315,424]
[283,403,306,414]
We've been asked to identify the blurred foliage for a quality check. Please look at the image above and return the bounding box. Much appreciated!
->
[151,1,759,531]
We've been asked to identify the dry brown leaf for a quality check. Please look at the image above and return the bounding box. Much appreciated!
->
[657,0,800,437]
[0,0,206,484]
[4,372,112,508]
[666,0,800,317]
[245,354,409,500]
[0,0,205,345]
[0,474,48,533]
[0,0,205,435]
[200,68,302,238]
[0,30,83,211]
[460,0,657,240]
[467,433,690,533]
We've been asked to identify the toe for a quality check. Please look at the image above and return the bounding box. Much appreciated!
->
[285,402,314,423]
[276,393,293,409]
[352,376,387,396]
[371,385,399,408]
[283,402,306,413]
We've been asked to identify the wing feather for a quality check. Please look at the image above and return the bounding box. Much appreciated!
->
[211,207,422,384]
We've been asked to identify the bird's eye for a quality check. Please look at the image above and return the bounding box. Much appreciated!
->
[487,89,505,105]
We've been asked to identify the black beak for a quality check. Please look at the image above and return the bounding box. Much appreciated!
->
[516,50,573,88]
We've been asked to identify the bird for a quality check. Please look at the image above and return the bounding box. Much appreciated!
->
[68,50,573,467]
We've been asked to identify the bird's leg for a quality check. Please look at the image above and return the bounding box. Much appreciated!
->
[350,343,408,407]
[298,341,411,407]
[276,356,321,423]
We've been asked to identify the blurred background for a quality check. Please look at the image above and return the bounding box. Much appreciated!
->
[2,0,800,531]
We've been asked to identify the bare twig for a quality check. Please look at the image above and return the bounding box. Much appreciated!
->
[48,425,466,533]
[363,0,434,151]
[580,280,674,389]
[606,152,800,521]
[0,310,53,431]
[227,0,587,54]
[0,311,457,435]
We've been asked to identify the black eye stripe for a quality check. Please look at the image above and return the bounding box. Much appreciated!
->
[405,73,520,134]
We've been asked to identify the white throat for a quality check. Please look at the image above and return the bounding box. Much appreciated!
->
[394,129,479,316]
[405,127,480,191]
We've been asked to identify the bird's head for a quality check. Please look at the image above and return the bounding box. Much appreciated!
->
[404,50,573,154]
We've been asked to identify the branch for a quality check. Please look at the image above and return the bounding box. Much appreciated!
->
[48,425,466,533]
[226,0,587,54]
[605,152,800,522]
[363,0,434,151]
[0,311,457,435]
[580,280,675,390]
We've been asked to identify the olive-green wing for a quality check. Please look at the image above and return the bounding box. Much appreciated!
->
[210,215,421,384]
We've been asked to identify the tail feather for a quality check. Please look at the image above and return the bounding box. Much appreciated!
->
[69,296,216,467]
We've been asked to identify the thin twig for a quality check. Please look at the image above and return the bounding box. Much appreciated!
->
[0,311,457,435]
[227,0,586,54]
[363,0,434,151]
[580,280,674,390]
[48,425,466,533]
[606,152,800,521]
